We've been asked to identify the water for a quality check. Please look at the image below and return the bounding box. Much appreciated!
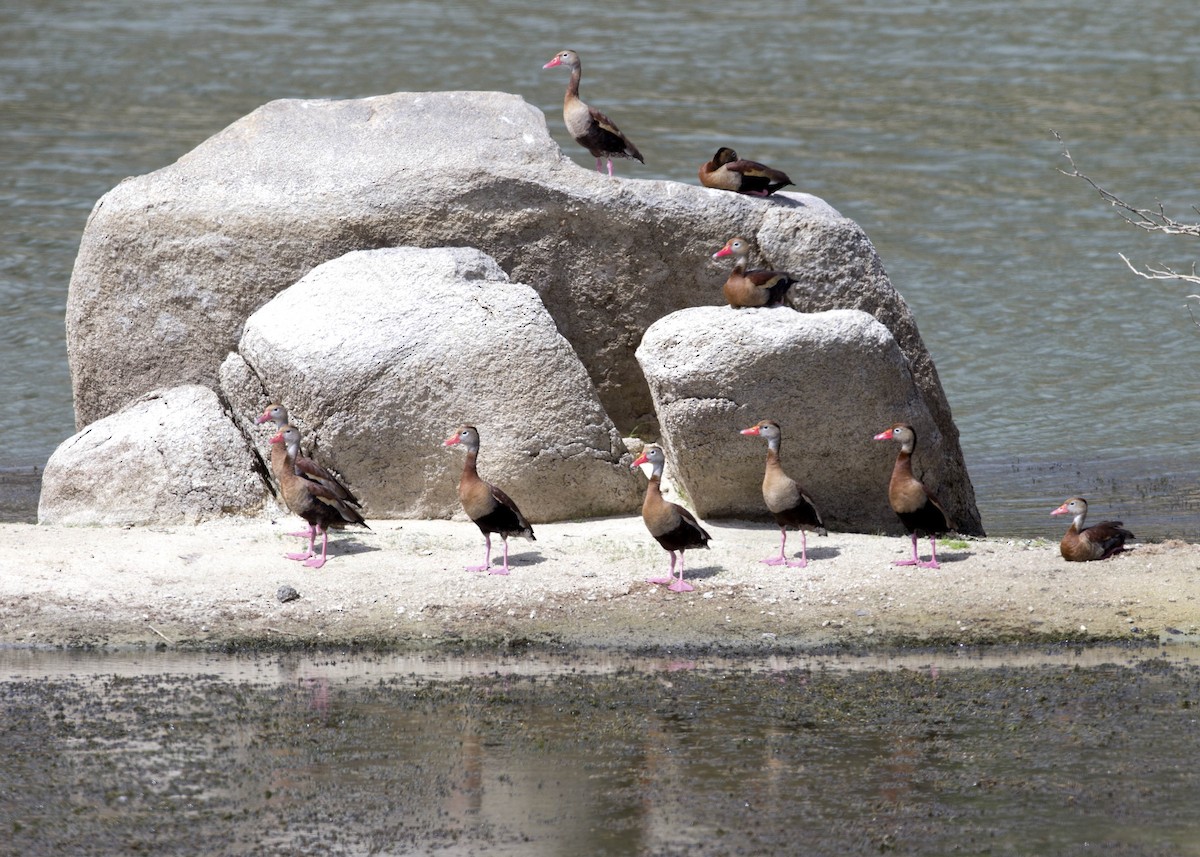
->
[3,646,1200,855]
[3,0,1199,537]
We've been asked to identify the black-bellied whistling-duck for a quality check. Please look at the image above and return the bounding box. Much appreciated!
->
[270,424,368,569]
[543,49,644,177]
[699,147,793,197]
[630,445,711,592]
[873,423,952,568]
[740,420,827,568]
[1051,497,1134,561]
[257,403,361,539]
[444,425,535,575]
[712,237,797,308]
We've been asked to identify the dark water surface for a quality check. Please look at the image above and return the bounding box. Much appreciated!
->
[2,647,1199,855]
[3,1,1199,536]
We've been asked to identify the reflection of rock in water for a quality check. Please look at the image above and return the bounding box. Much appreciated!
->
[3,653,1200,854]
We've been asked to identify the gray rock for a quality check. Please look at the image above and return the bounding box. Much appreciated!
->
[65,91,966,495]
[226,246,640,522]
[38,386,266,525]
[276,585,301,603]
[636,307,982,535]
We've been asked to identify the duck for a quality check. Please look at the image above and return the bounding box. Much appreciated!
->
[873,423,951,568]
[444,425,535,575]
[1051,497,1134,561]
[256,403,361,539]
[699,147,793,196]
[269,424,368,569]
[630,444,711,592]
[740,420,827,567]
[712,237,797,308]
[543,49,644,176]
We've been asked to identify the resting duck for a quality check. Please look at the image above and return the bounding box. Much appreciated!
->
[630,445,711,592]
[699,147,793,196]
[270,424,368,569]
[1051,497,1134,561]
[543,49,644,176]
[873,423,951,568]
[740,420,827,567]
[444,425,535,575]
[712,237,797,308]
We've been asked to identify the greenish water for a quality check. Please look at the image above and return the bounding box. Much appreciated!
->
[3,0,1199,537]
[2,647,1199,855]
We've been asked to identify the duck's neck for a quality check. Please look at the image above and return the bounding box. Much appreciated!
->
[462,447,480,479]
[765,436,782,467]
[565,65,581,102]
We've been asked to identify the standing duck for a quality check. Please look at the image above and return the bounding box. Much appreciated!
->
[699,147,793,196]
[630,445,711,592]
[873,423,951,568]
[543,49,644,176]
[712,237,797,308]
[444,425,535,575]
[257,403,361,539]
[740,420,827,568]
[1051,497,1134,561]
[270,424,368,569]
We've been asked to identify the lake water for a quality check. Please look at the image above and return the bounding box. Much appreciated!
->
[3,646,1200,855]
[3,0,1199,538]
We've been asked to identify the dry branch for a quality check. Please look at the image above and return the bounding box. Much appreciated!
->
[1054,130,1200,317]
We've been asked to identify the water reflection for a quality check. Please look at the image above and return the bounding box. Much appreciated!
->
[3,647,1200,854]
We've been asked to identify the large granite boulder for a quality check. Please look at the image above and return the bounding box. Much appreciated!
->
[636,306,983,535]
[223,246,640,522]
[65,91,968,507]
[38,385,266,525]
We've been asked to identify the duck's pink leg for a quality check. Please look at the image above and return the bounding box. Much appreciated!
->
[647,550,675,586]
[287,527,316,562]
[606,158,614,177]
[595,157,605,174]
[668,551,695,593]
[763,528,809,568]
[466,534,491,572]
[761,527,788,566]
[287,522,316,539]
[893,532,920,567]
[490,537,511,576]
[304,529,329,569]
[918,537,940,569]
[790,530,809,569]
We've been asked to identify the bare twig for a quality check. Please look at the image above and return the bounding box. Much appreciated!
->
[1119,253,1200,287]
[147,623,174,645]
[1054,130,1200,238]
[1186,296,1200,330]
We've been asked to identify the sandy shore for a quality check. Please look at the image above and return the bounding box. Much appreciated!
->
[3,514,1198,652]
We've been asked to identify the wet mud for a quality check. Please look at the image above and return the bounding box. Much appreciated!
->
[3,648,1199,855]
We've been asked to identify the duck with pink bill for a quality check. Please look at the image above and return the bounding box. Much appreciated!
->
[630,445,711,593]
[444,425,535,575]
[1051,496,1134,561]
[873,423,952,569]
[269,424,368,569]
[740,419,826,568]
[543,49,644,176]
